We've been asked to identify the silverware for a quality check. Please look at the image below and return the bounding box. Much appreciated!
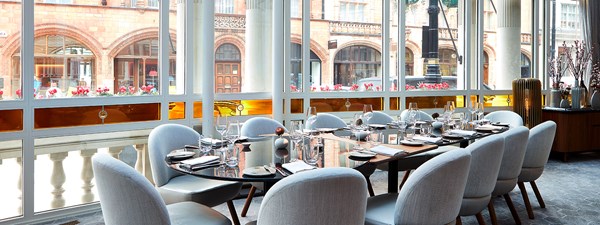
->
[263,165,275,174]
[274,163,289,177]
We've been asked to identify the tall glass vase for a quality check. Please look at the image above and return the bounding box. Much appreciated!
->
[580,79,589,108]
[571,80,582,109]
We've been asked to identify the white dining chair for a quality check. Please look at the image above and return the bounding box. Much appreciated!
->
[365,149,471,225]
[488,126,530,225]
[484,110,524,127]
[251,167,368,225]
[517,121,557,219]
[366,111,394,125]
[148,124,243,225]
[92,153,232,225]
[239,117,287,217]
[457,135,505,225]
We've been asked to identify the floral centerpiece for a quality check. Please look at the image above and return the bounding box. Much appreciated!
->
[47,88,59,98]
[16,88,38,99]
[406,82,451,90]
[563,41,593,108]
[71,86,90,97]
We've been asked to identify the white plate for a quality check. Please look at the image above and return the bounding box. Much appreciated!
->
[317,128,337,133]
[400,140,424,146]
[167,150,196,160]
[348,151,376,158]
[243,166,276,177]
[369,124,387,129]
[475,127,496,133]
[442,133,464,139]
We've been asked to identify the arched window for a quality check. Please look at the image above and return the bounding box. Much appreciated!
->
[483,51,490,86]
[114,38,176,94]
[521,53,531,78]
[438,48,457,76]
[12,35,96,98]
[334,45,381,87]
[405,48,414,76]
[290,43,321,91]
[215,43,241,93]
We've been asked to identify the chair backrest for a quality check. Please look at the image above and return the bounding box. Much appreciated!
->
[394,149,472,225]
[308,113,347,130]
[241,117,287,139]
[460,134,505,215]
[399,110,433,121]
[493,126,529,195]
[257,167,368,225]
[484,110,524,127]
[367,111,394,125]
[92,153,170,225]
[148,124,199,187]
[520,121,557,180]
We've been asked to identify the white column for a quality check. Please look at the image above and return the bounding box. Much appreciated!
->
[80,149,97,203]
[244,0,273,92]
[49,152,68,209]
[272,0,283,121]
[196,0,216,136]
[496,0,521,89]
[175,0,185,94]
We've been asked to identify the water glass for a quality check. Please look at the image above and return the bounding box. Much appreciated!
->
[405,128,416,140]
[198,135,213,154]
[369,131,384,146]
[225,142,240,167]
[420,123,432,136]
[304,137,320,166]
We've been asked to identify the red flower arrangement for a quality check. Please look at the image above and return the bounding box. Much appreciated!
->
[118,85,136,95]
[333,84,343,91]
[140,85,156,95]
[0,89,3,98]
[290,84,298,92]
[48,88,59,97]
[96,86,112,96]
[363,83,374,91]
[350,84,359,91]
[320,85,330,91]
[71,86,90,97]
[16,88,38,98]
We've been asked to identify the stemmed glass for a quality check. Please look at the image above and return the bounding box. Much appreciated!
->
[477,103,485,121]
[290,121,304,161]
[468,101,479,122]
[362,104,374,125]
[407,102,418,127]
[215,115,229,149]
[351,113,365,151]
[225,121,241,167]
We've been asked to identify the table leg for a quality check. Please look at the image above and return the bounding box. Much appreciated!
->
[388,160,399,193]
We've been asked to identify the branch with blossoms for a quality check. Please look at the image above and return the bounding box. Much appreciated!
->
[548,54,567,89]
[563,41,593,82]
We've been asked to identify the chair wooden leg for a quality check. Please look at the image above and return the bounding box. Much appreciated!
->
[503,194,521,225]
[530,181,546,208]
[518,182,535,219]
[227,200,240,225]
[398,170,411,191]
[365,176,375,197]
[456,216,462,225]
[241,186,256,217]
[488,200,498,225]
[476,212,486,225]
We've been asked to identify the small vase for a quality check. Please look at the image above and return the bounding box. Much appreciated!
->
[571,80,582,109]
[580,80,589,108]
[560,99,570,108]
[550,88,561,108]
[591,90,600,110]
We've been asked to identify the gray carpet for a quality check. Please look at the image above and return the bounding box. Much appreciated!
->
[40,152,600,225]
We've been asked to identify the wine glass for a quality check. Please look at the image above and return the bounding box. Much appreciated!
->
[362,104,374,125]
[306,107,318,132]
[477,103,485,121]
[226,120,241,143]
[351,113,365,151]
[468,101,479,122]
[215,115,229,147]
[290,121,304,161]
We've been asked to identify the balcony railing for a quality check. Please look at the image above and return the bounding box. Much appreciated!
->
[329,21,382,37]
[0,131,151,217]
[215,14,246,32]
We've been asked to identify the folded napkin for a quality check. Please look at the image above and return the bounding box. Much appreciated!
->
[370,145,405,156]
[200,138,227,147]
[412,135,442,143]
[478,124,505,130]
[180,156,220,170]
[449,129,477,136]
[282,161,316,174]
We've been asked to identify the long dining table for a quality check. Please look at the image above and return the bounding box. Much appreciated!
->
[166,124,507,194]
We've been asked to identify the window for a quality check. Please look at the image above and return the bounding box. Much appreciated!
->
[291,0,301,18]
[405,48,414,76]
[340,1,367,22]
[215,0,234,14]
[290,43,322,92]
[560,3,579,30]
[147,0,159,9]
[334,45,382,90]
